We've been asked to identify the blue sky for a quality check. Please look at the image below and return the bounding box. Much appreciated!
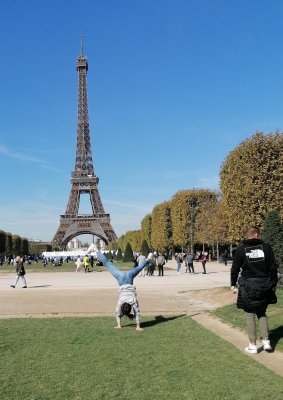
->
[1,0,283,241]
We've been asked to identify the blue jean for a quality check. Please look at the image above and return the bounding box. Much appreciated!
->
[176,262,182,273]
[97,252,148,285]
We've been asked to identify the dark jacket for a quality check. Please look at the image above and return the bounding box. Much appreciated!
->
[16,262,26,276]
[231,239,278,312]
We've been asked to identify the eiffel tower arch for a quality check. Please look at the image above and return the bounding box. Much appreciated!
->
[52,38,117,250]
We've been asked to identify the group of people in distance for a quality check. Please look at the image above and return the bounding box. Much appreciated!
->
[175,251,207,274]
[8,225,279,354]
[135,252,166,277]
[75,254,95,273]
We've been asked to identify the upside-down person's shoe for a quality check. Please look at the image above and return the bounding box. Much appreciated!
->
[262,339,272,352]
[245,343,257,354]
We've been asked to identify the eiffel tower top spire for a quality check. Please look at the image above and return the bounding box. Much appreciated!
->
[80,33,84,57]
[74,36,93,177]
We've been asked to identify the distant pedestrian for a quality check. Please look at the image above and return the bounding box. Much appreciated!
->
[75,256,83,272]
[200,252,207,274]
[176,253,183,274]
[10,256,27,288]
[83,255,90,273]
[185,253,195,273]
[137,253,146,277]
[157,254,165,276]
[223,250,228,266]
[147,253,155,276]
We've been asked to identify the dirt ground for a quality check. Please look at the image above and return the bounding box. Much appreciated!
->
[0,262,233,318]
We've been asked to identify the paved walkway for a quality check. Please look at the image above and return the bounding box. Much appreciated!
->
[193,313,283,378]
[1,259,283,377]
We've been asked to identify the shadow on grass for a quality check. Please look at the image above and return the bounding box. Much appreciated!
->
[122,315,187,329]
[141,314,186,328]
[269,325,283,350]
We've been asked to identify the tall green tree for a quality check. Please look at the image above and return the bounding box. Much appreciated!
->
[21,238,29,256]
[123,242,134,262]
[140,239,150,257]
[0,230,6,254]
[118,231,141,252]
[261,210,283,275]
[116,247,123,262]
[141,214,152,248]
[12,235,22,256]
[220,132,283,241]
[151,201,172,251]
[5,232,13,256]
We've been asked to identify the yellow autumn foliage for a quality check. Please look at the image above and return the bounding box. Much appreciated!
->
[151,201,172,251]
[220,131,283,241]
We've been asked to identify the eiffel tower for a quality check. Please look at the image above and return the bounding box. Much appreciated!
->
[52,38,117,249]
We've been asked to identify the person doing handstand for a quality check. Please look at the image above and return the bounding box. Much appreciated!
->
[86,244,149,331]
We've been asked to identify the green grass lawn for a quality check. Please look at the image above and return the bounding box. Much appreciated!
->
[0,260,135,273]
[0,316,283,400]
[0,261,170,274]
[213,289,283,352]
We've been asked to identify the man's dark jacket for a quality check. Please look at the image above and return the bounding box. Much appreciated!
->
[16,262,26,276]
[231,238,278,312]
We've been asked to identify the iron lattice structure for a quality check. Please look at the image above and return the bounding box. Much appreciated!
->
[52,42,117,249]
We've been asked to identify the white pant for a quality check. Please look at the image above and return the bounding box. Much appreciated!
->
[12,275,27,287]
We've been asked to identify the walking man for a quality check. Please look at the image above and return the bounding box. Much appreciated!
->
[83,255,90,273]
[11,256,27,288]
[157,253,165,276]
[137,253,146,277]
[176,253,183,274]
[185,253,195,273]
[200,252,207,274]
[231,226,278,354]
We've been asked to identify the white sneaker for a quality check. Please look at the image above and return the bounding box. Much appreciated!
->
[262,339,272,352]
[245,343,257,354]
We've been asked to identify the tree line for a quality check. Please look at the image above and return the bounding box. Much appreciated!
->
[0,230,29,259]
[107,131,283,272]
[110,188,227,258]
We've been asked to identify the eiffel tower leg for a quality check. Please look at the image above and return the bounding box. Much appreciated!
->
[65,187,80,215]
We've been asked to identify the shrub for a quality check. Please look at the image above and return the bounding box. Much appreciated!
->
[123,242,134,262]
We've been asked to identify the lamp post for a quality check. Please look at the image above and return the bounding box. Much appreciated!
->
[189,197,197,255]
